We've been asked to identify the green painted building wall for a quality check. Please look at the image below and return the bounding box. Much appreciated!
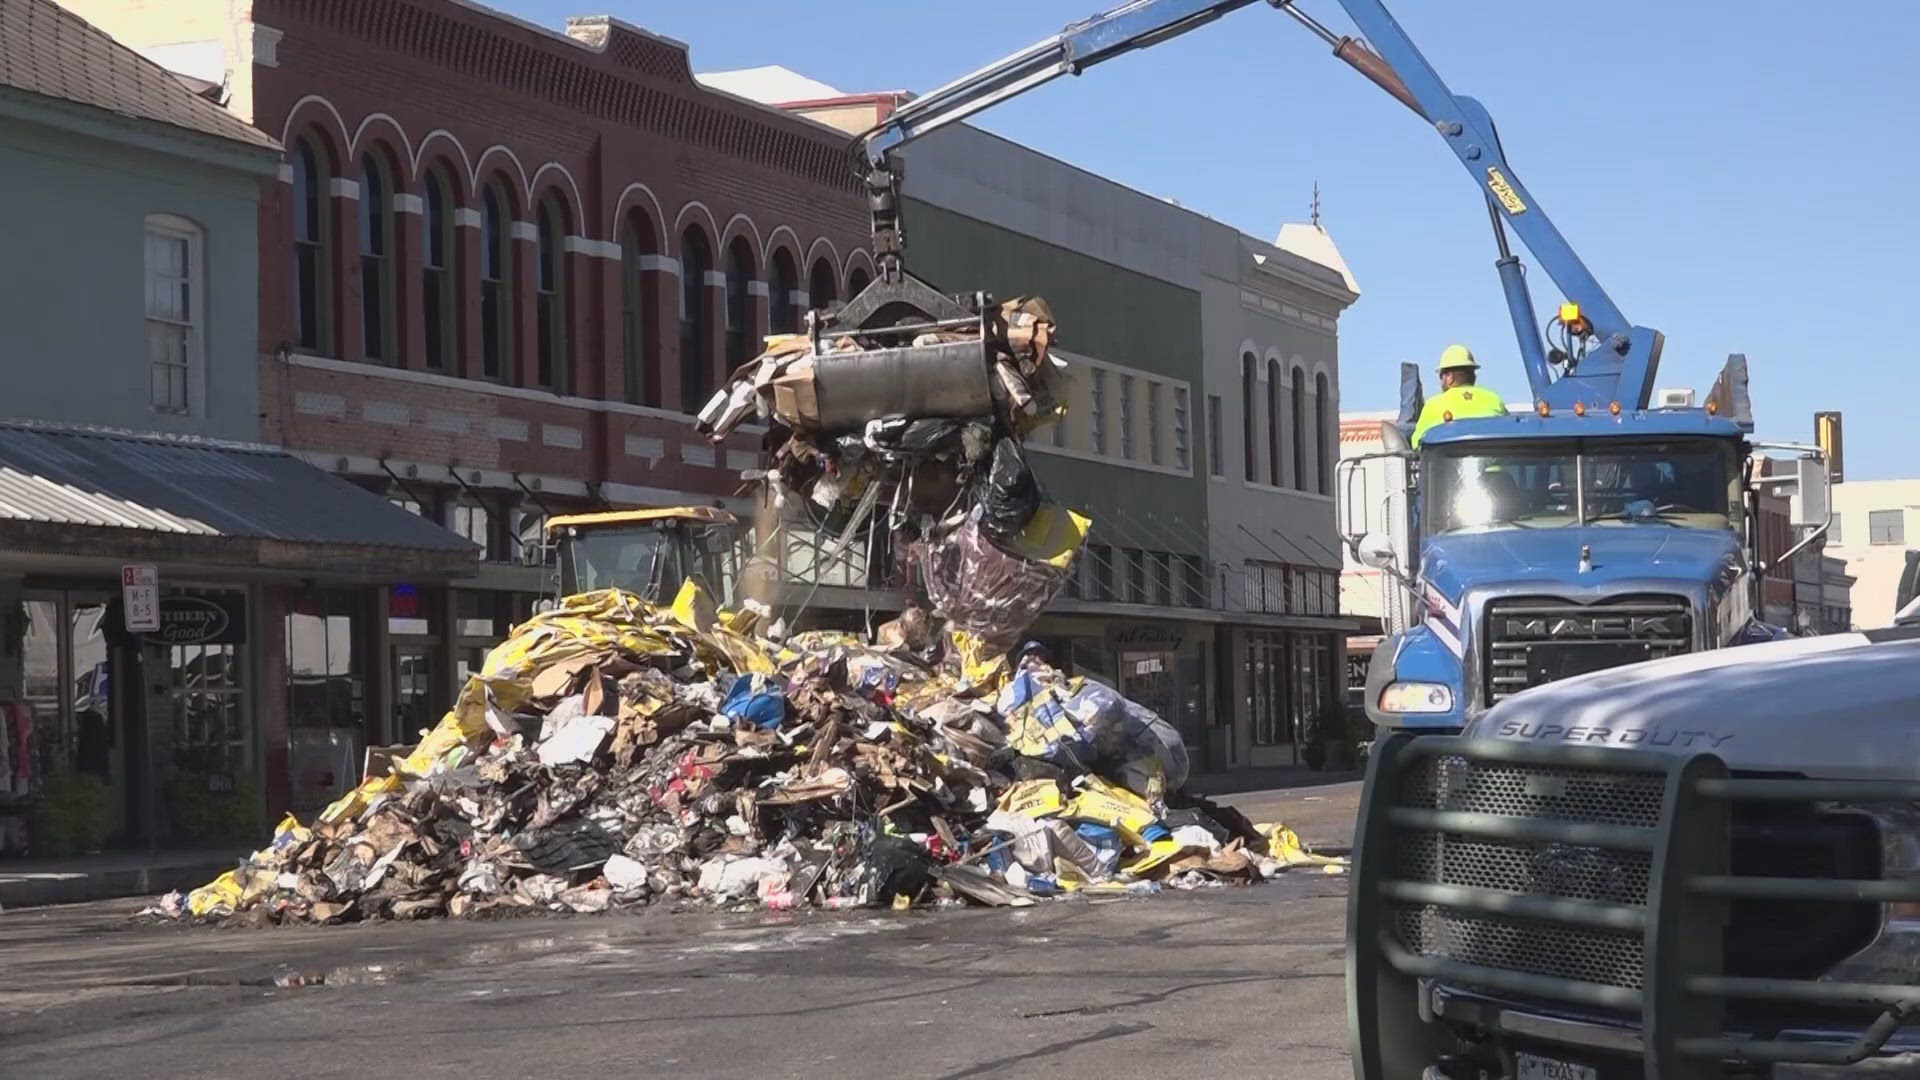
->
[902,197,1209,551]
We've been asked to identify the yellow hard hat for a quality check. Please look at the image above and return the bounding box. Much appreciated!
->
[1438,344,1478,372]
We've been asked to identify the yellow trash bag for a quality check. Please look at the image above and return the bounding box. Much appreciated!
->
[1063,776,1164,848]
[186,869,244,917]
[1259,822,1348,870]
[998,779,1066,819]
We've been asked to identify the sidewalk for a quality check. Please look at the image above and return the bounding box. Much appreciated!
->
[1184,764,1363,796]
[0,847,236,910]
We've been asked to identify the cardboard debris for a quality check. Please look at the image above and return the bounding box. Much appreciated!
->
[158,583,1340,926]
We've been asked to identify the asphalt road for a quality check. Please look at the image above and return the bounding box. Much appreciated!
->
[0,782,1360,1080]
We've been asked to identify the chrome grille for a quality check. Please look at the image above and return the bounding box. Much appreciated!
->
[1391,756,1668,994]
[1395,833,1653,907]
[1395,903,1646,990]
[1484,595,1692,704]
[1404,755,1667,828]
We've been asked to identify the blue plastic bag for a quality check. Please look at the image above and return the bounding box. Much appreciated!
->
[720,673,789,729]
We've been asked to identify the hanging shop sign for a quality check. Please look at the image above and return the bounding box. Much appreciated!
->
[1107,623,1186,651]
[148,593,246,645]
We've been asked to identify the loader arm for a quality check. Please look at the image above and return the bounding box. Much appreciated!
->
[853,0,1662,410]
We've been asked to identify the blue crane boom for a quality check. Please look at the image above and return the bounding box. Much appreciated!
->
[852,0,1663,411]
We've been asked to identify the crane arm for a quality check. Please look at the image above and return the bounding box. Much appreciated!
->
[851,0,1663,410]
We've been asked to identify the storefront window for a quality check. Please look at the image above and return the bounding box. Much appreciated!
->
[287,593,362,731]
[167,639,245,775]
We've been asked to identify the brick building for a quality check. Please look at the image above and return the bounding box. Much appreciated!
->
[65,0,872,808]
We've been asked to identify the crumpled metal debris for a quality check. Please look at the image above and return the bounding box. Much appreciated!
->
[165,584,1338,926]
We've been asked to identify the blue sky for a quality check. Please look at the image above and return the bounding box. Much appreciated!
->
[501,0,1918,479]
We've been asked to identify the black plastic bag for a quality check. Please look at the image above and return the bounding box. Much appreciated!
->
[979,437,1041,541]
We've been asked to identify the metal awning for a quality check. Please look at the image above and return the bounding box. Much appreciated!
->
[0,421,478,576]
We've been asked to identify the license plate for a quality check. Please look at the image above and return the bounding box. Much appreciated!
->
[1515,1052,1597,1080]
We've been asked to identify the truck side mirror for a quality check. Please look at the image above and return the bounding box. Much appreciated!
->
[1357,532,1398,570]
[1338,459,1369,545]
[1790,455,1830,529]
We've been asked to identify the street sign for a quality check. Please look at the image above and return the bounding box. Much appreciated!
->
[121,565,159,633]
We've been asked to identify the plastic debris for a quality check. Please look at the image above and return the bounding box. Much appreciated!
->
[161,583,1322,927]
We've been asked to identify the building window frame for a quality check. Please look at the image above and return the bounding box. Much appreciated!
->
[1208,393,1224,477]
[1241,352,1258,482]
[534,196,569,392]
[479,180,514,382]
[144,214,203,417]
[680,227,714,413]
[1172,386,1190,471]
[769,250,799,334]
[619,216,654,406]
[1119,374,1136,460]
[420,167,455,372]
[1291,365,1308,490]
[358,152,397,363]
[1090,369,1108,455]
[1147,382,1164,466]
[1267,358,1284,487]
[724,236,755,371]
[1315,371,1333,495]
[1868,508,1905,546]
[290,136,333,355]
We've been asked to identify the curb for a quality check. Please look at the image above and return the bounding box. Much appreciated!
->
[0,860,233,910]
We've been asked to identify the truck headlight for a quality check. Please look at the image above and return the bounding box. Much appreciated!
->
[1816,804,1920,989]
[1377,681,1455,714]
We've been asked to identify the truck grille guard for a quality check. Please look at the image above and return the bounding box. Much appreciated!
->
[1349,733,1920,1078]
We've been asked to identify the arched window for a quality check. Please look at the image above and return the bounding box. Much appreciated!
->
[724,236,755,369]
[1266,358,1284,489]
[619,210,657,406]
[358,153,395,363]
[847,266,871,298]
[1315,372,1333,495]
[420,166,455,372]
[291,136,332,353]
[479,180,513,381]
[680,227,713,412]
[769,249,799,333]
[808,257,836,312]
[1291,365,1308,490]
[1240,352,1257,483]
[535,195,568,391]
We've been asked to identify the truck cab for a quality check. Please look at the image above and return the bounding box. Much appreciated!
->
[541,506,741,604]
[1347,406,1825,734]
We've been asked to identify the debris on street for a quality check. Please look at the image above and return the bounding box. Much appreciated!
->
[157,584,1341,926]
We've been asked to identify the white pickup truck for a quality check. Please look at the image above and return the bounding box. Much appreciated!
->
[1347,574,1920,1079]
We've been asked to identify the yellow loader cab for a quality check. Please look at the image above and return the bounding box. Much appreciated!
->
[542,506,740,603]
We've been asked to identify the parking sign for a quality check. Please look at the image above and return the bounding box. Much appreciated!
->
[122,565,160,633]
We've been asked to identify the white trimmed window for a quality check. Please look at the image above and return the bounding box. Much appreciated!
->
[1147,382,1163,466]
[1089,369,1107,455]
[1173,386,1191,470]
[145,215,202,416]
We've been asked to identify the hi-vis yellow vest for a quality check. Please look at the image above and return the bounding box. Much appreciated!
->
[1412,385,1509,447]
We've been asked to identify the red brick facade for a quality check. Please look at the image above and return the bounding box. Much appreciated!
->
[82,0,872,515]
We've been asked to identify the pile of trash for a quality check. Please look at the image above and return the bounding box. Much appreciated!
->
[154,586,1339,926]
[698,296,1082,651]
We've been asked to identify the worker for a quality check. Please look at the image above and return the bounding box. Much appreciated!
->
[1411,345,1509,448]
